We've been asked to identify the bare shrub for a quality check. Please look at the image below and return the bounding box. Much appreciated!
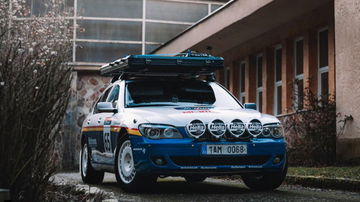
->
[0,0,72,201]
[280,80,336,166]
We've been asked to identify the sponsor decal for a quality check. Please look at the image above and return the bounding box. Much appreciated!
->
[180,166,199,169]
[230,165,246,169]
[133,148,146,154]
[182,110,213,114]
[200,166,217,169]
[175,106,214,110]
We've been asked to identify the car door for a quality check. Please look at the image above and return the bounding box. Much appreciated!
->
[88,86,113,164]
[100,84,121,165]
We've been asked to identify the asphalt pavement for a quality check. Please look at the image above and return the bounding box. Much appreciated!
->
[54,172,360,202]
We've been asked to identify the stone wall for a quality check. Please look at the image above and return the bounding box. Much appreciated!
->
[59,71,111,170]
[335,0,360,160]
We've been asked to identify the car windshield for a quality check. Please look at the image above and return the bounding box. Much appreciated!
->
[125,80,242,109]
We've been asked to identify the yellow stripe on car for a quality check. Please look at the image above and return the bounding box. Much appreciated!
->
[127,128,142,136]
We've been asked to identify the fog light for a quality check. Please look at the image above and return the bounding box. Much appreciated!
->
[154,157,166,165]
[272,156,281,164]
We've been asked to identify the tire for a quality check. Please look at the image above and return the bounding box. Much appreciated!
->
[80,144,104,184]
[115,138,157,192]
[184,175,207,183]
[242,160,288,191]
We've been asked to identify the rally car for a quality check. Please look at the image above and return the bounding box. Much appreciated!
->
[80,52,287,192]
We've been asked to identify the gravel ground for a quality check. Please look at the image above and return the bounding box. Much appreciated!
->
[53,172,360,202]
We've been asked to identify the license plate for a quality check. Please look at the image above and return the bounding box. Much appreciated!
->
[205,144,247,155]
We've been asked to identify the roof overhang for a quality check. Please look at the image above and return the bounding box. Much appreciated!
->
[153,0,332,55]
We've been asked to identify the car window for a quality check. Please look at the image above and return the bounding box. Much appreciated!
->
[100,87,112,102]
[93,86,112,114]
[126,80,215,107]
[107,85,120,108]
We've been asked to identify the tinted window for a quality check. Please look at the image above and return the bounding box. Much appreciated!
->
[240,63,245,93]
[258,91,263,112]
[276,86,282,114]
[319,29,328,68]
[77,0,142,18]
[146,0,208,22]
[256,56,263,87]
[126,80,215,107]
[275,48,282,82]
[321,72,329,101]
[295,39,304,75]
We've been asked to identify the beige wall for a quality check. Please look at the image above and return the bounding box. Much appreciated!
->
[335,0,360,159]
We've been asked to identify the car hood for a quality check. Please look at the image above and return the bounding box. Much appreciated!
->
[124,106,280,126]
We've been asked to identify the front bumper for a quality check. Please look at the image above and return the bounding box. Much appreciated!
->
[130,136,286,176]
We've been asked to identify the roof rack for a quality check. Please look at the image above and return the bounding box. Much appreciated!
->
[100,51,224,82]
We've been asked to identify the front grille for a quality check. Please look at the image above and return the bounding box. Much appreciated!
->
[170,155,270,166]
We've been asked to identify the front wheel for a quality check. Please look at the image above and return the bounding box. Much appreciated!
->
[80,144,104,184]
[115,139,157,192]
[242,161,288,191]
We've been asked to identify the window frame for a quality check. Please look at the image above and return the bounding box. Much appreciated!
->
[256,54,263,112]
[317,27,329,98]
[239,61,246,104]
[294,37,304,110]
[274,45,282,115]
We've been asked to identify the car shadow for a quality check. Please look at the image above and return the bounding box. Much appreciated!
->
[98,178,282,195]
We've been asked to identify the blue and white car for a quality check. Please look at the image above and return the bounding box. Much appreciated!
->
[80,53,287,192]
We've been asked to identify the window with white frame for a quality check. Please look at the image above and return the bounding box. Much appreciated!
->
[318,28,329,100]
[274,45,282,115]
[294,37,304,110]
[239,61,246,104]
[256,55,263,112]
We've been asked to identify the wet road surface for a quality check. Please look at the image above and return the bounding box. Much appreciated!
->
[54,172,360,202]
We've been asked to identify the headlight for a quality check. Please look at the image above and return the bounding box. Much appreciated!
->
[228,119,246,137]
[186,119,206,138]
[138,124,183,139]
[263,123,283,138]
[247,119,263,137]
[208,119,226,138]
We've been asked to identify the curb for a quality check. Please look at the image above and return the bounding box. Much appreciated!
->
[285,175,360,192]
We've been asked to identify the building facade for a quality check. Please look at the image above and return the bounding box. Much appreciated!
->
[153,0,360,160]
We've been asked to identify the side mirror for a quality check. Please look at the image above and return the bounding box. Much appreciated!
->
[96,102,118,113]
[244,103,257,110]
